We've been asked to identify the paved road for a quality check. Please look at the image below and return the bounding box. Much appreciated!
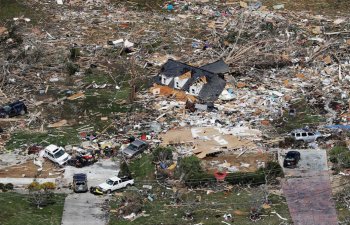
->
[279,149,338,225]
[61,193,109,225]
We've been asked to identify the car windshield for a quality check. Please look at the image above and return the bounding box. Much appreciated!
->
[106,179,114,185]
[128,144,138,151]
[76,181,86,185]
[54,149,65,158]
[285,158,294,161]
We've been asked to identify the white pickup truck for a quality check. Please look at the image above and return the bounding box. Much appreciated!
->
[98,176,134,194]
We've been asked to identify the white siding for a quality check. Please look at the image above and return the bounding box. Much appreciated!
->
[174,77,189,89]
[161,75,173,86]
[189,84,203,96]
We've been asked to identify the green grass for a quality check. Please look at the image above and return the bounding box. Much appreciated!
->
[128,154,155,181]
[0,192,65,225]
[6,128,81,150]
[0,0,42,23]
[109,188,292,225]
[82,89,129,115]
[261,0,350,15]
[111,156,291,225]
[273,99,326,133]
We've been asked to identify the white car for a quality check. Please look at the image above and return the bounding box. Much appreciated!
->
[44,144,71,166]
[290,129,322,143]
[98,176,134,194]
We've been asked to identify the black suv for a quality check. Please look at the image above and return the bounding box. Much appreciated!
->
[0,101,27,118]
[283,151,301,168]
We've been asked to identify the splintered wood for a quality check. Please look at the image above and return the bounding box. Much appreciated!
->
[160,127,256,159]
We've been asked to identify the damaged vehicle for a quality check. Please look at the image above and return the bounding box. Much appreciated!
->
[44,144,71,166]
[283,151,301,168]
[121,139,149,158]
[0,100,28,118]
[67,153,98,168]
[98,176,134,194]
[73,173,88,193]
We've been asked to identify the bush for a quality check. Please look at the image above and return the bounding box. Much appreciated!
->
[265,161,284,178]
[41,182,56,190]
[329,146,350,169]
[330,146,348,164]
[119,161,131,178]
[226,170,266,186]
[4,183,14,191]
[70,47,80,60]
[152,146,173,162]
[0,183,4,191]
[176,156,216,187]
[66,62,79,75]
[28,181,41,191]
[184,173,216,187]
[226,161,284,186]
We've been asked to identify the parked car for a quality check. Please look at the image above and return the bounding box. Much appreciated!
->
[283,151,301,168]
[290,129,322,143]
[73,173,88,193]
[121,139,149,158]
[44,144,71,166]
[98,176,134,194]
[0,100,27,118]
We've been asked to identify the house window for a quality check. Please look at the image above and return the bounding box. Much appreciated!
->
[191,88,195,94]
[175,82,179,88]
[162,77,166,84]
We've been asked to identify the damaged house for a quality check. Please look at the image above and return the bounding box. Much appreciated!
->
[152,59,230,104]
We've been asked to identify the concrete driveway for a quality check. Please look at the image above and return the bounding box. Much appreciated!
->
[61,193,109,225]
[278,149,328,176]
[63,158,120,187]
[61,159,119,225]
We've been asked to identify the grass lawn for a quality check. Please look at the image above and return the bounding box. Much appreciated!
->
[110,154,291,225]
[0,192,65,225]
[5,128,81,150]
[109,187,291,225]
[273,99,326,134]
[0,0,45,24]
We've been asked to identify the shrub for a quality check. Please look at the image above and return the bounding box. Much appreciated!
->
[4,183,14,191]
[41,182,56,190]
[66,62,79,75]
[119,161,131,178]
[28,181,41,191]
[226,170,266,186]
[226,161,284,186]
[0,183,4,191]
[70,47,80,60]
[330,146,348,164]
[176,156,216,187]
[265,161,284,178]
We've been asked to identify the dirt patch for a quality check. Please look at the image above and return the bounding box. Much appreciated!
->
[0,159,61,178]
[203,152,273,173]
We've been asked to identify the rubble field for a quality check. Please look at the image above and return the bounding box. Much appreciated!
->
[1,0,350,225]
